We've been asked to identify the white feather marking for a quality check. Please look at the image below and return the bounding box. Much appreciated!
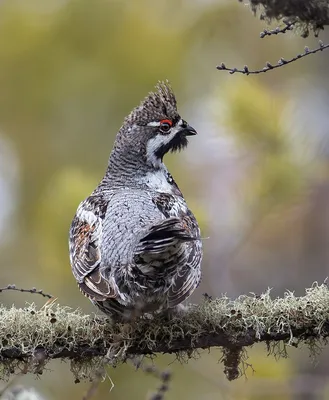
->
[77,208,95,225]
[76,202,102,239]
[147,121,161,127]
[140,168,174,194]
[146,122,182,168]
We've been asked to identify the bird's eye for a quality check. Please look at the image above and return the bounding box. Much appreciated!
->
[159,119,172,134]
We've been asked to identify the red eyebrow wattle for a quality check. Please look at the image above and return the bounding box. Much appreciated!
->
[160,119,172,126]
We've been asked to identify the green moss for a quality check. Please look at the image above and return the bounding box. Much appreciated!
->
[1,283,329,381]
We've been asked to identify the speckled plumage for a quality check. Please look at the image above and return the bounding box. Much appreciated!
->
[69,81,202,319]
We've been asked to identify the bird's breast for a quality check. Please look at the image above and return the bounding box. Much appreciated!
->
[139,169,182,196]
[100,190,160,264]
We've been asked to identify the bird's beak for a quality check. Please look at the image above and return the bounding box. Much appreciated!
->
[181,124,197,136]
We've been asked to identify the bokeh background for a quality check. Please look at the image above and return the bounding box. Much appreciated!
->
[1,0,329,399]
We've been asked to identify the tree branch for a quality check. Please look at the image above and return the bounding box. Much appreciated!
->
[217,2,329,75]
[242,0,329,36]
[0,284,53,299]
[1,283,329,381]
[259,20,295,38]
[217,41,329,75]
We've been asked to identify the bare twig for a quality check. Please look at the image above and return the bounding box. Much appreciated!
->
[0,376,18,396]
[0,285,53,299]
[260,20,295,38]
[126,358,171,399]
[142,365,171,400]
[81,370,103,400]
[217,41,329,75]
[240,0,329,36]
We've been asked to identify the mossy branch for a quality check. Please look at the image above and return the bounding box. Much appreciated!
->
[1,283,329,381]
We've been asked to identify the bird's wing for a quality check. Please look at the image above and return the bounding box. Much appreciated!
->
[69,195,117,301]
[134,193,201,292]
[167,239,202,307]
[166,211,202,307]
[135,192,197,256]
[134,216,196,256]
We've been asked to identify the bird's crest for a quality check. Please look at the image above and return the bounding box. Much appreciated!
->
[124,81,178,126]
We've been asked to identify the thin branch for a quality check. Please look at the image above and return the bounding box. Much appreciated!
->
[0,284,53,299]
[260,20,295,38]
[82,369,103,400]
[141,364,171,400]
[241,0,329,36]
[217,41,329,75]
[0,376,18,396]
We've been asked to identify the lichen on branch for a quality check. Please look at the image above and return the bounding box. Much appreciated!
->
[1,282,329,381]
[242,0,329,36]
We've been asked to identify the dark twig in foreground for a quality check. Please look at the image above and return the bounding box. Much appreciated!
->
[0,284,53,299]
[217,41,329,75]
[82,369,104,400]
[141,364,171,400]
[127,357,171,399]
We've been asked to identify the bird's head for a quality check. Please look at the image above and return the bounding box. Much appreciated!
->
[112,81,197,169]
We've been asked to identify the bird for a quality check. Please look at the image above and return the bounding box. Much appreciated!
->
[69,81,202,320]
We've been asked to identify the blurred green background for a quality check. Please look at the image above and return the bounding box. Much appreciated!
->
[1,0,329,399]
